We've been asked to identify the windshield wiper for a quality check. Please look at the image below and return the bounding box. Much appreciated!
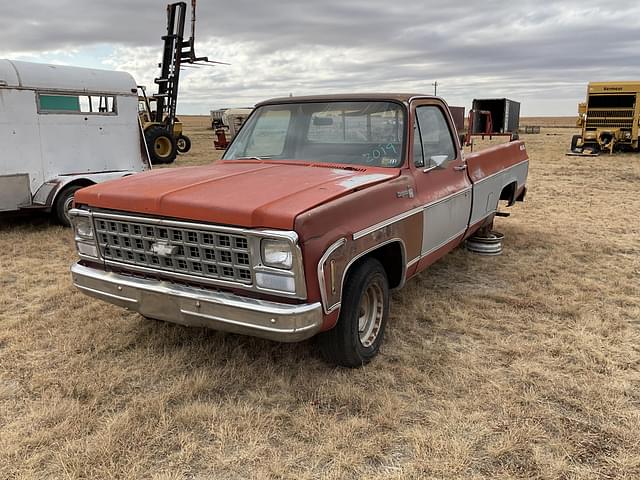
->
[235,156,272,160]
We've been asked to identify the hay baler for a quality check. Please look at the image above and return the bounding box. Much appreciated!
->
[571,82,640,154]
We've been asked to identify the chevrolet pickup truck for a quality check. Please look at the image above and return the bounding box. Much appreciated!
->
[69,94,528,367]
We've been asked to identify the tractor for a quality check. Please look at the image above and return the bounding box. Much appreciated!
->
[142,1,223,164]
[138,85,190,164]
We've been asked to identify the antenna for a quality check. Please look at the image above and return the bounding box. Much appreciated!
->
[432,81,438,96]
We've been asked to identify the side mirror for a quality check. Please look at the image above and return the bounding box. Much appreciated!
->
[430,155,449,168]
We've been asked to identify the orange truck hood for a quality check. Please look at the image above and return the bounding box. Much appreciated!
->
[75,160,399,229]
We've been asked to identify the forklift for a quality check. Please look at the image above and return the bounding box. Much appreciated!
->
[141,1,223,164]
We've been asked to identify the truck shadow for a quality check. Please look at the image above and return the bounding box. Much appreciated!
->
[122,222,551,386]
[0,211,56,231]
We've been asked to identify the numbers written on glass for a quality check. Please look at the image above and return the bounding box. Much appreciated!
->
[362,143,398,166]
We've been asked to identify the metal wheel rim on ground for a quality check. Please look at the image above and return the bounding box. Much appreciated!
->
[358,280,384,347]
[466,231,504,256]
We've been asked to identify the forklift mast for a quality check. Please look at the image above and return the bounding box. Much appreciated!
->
[152,1,219,131]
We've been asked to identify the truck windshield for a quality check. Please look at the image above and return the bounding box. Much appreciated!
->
[223,101,406,168]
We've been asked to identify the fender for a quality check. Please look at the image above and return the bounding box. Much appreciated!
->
[317,236,407,315]
[34,171,140,209]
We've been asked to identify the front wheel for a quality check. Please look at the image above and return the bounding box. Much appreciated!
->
[145,126,177,164]
[318,258,389,367]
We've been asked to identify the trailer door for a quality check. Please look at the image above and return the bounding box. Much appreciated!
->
[0,88,43,209]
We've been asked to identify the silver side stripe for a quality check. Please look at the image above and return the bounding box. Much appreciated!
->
[353,206,423,240]
[352,159,528,242]
[352,187,472,240]
[471,159,529,184]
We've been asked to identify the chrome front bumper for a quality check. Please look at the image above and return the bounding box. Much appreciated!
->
[70,263,323,342]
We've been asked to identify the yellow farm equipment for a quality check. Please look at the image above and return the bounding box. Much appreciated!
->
[571,81,640,155]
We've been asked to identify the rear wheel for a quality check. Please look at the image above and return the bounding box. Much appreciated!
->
[176,134,192,153]
[54,185,84,227]
[319,258,389,367]
[145,126,177,164]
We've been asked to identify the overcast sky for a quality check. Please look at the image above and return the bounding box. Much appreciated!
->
[2,0,639,116]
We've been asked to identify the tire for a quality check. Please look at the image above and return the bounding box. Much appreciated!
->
[54,185,84,227]
[570,135,582,151]
[176,134,192,153]
[319,258,389,367]
[145,125,177,164]
[583,142,600,154]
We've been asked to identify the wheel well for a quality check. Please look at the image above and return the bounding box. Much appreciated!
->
[499,182,518,206]
[52,179,95,205]
[349,241,405,290]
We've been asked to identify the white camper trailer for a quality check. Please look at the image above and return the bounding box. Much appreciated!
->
[0,59,150,225]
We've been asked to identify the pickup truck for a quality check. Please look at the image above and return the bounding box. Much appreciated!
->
[69,94,528,367]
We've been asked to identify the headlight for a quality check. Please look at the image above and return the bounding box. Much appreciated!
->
[69,210,99,259]
[73,216,94,239]
[261,239,293,269]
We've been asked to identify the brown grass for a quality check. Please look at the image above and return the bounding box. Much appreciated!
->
[520,117,576,128]
[1,118,639,479]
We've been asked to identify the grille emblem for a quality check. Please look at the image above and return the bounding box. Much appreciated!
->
[150,241,178,257]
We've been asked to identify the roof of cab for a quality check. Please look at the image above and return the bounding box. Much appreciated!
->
[0,59,137,94]
[255,93,438,106]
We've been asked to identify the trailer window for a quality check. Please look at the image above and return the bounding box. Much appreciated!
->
[38,93,117,115]
[38,94,81,112]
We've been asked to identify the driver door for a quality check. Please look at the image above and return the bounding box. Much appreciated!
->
[411,101,472,271]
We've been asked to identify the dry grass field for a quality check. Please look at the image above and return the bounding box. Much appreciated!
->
[1,116,639,479]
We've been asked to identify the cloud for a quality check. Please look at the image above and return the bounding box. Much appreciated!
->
[1,0,639,115]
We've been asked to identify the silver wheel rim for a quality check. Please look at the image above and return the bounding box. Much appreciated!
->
[358,280,384,347]
[63,195,74,223]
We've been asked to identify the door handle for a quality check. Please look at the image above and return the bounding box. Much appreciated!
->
[454,164,467,171]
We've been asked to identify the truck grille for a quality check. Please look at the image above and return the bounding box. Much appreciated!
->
[94,216,253,285]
